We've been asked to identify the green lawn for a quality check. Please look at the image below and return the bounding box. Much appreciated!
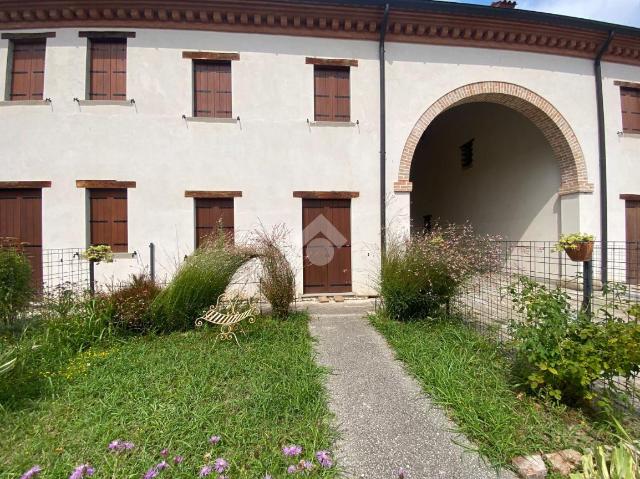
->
[370,313,612,470]
[0,314,337,478]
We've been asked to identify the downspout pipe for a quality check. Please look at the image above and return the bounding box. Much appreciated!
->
[595,30,614,284]
[379,3,390,259]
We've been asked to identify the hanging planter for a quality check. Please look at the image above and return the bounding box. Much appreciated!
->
[554,233,595,262]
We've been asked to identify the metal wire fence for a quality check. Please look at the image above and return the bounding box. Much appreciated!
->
[453,240,640,410]
[42,248,90,293]
[454,241,640,338]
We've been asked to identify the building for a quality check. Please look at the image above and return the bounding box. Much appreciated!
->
[0,0,639,295]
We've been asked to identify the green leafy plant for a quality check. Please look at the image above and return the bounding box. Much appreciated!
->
[107,274,161,333]
[0,248,33,325]
[82,245,114,263]
[379,224,501,320]
[554,233,595,252]
[151,234,254,332]
[508,277,640,406]
[571,420,639,478]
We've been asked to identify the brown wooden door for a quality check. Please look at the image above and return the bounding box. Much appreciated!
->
[0,189,43,288]
[194,198,234,248]
[302,199,352,294]
[626,200,640,285]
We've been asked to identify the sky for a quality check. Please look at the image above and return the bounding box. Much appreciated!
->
[438,0,640,27]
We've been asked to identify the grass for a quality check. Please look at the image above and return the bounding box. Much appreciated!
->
[370,313,613,471]
[0,313,337,478]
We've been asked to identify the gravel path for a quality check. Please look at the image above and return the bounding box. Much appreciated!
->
[303,301,516,479]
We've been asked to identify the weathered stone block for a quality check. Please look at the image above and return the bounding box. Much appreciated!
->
[512,454,547,479]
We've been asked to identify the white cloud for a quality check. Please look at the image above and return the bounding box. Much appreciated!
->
[517,0,640,27]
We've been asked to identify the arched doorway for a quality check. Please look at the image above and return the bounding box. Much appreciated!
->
[394,81,592,240]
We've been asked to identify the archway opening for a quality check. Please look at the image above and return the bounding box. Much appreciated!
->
[410,102,561,240]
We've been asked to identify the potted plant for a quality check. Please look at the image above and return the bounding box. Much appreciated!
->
[554,233,595,262]
[82,245,114,263]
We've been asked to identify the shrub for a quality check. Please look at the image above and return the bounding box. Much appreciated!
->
[255,226,296,319]
[108,274,161,333]
[152,236,253,332]
[508,277,640,407]
[0,248,33,325]
[379,224,501,320]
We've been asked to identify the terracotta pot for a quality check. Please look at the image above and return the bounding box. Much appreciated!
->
[564,241,594,262]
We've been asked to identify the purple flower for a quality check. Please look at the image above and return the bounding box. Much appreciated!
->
[286,465,297,474]
[173,455,184,465]
[199,465,213,477]
[264,475,273,479]
[302,460,314,471]
[315,450,333,468]
[160,448,169,457]
[209,435,221,445]
[398,467,408,479]
[108,440,135,452]
[68,464,94,479]
[142,468,158,479]
[214,458,228,473]
[20,466,42,479]
[156,461,168,471]
[282,445,303,457]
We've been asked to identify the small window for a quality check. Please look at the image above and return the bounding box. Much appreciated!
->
[89,188,128,252]
[620,86,640,134]
[88,39,127,101]
[460,139,474,169]
[8,39,46,101]
[194,198,234,247]
[193,61,232,118]
[314,66,350,122]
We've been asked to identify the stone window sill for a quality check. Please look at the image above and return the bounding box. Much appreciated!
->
[183,116,239,123]
[76,100,135,106]
[112,252,136,260]
[618,131,640,139]
[309,121,357,127]
[0,100,51,106]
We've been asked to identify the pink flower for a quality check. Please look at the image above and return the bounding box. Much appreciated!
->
[173,455,184,465]
[160,448,169,457]
[286,465,297,474]
[315,450,333,468]
[68,464,94,479]
[209,435,221,445]
[156,461,168,471]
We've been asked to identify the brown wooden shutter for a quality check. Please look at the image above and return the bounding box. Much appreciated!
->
[193,61,232,118]
[621,87,640,134]
[89,188,128,252]
[89,39,127,101]
[10,39,46,101]
[314,66,350,122]
[195,198,234,247]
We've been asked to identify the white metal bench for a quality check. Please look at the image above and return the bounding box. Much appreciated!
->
[195,294,259,344]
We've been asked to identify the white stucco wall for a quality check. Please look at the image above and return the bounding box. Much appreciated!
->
[1,27,639,292]
[410,102,561,241]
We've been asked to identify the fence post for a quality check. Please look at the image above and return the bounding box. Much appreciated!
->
[149,242,155,282]
[89,260,95,295]
[582,260,593,316]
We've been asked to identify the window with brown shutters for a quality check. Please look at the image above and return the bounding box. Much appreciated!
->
[8,39,46,101]
[621,87,640,134]
[89,188,128,252]
[314,66,350,122]
[193,61,232,118]
[195,198,234,247]
[88,39,127,101]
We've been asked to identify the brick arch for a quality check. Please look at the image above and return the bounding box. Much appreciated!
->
[394,81,593,195]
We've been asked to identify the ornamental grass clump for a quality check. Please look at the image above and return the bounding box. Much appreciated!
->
[254,225,296,319]
[107,274,161,333]
[379,224,501,320]
[151,234,254,332]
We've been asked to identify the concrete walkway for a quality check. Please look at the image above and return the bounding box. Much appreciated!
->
[303,300,515,479]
